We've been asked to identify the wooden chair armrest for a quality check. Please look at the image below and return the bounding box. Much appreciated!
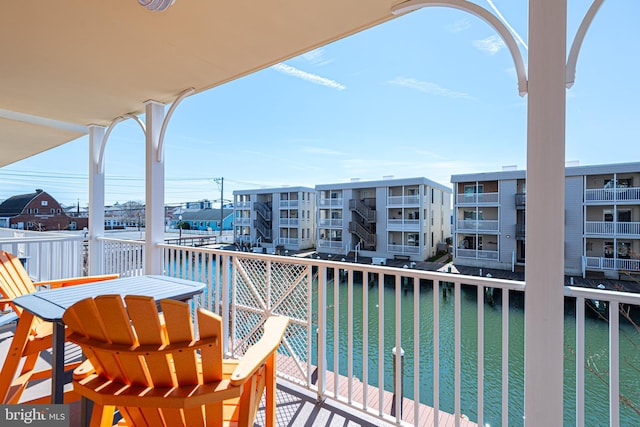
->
[230,316,289,386]
[33,274,119,289]
[72,359,96,381]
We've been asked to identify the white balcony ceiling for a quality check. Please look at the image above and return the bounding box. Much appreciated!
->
[0,1,399,167]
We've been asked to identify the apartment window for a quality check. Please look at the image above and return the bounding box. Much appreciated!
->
[618,210,631,222]
[604,241,632,258]
[604,178,632,188]
[463,210,483,220]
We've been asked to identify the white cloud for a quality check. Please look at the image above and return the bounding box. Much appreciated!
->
[302,147,348,156]
[388,77,473,100]
[473,35,506,55]
[301,48,335,66]
[271,63,346,90]
[447,18,472,33]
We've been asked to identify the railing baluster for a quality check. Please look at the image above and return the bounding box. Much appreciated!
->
[454,281,461,427]
[347,266,354,404]
[610,300,620,427]
[362,271,369,410]
[502,289,510,427]
[433,280,440,427]
[477,285,484,427]
[413,275,420,426]
[395,274,402,424]
[333,267,339,398]
[576,296,585,427]
[317,265,327,401]
[378,273,384,418]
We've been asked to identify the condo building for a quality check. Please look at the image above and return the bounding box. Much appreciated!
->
[316,177,452,262]
[451,162,640,278]
[233,187,316,252]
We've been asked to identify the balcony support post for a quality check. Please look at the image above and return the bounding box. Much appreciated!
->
[144,100,166,275]
[524,0,566,425]
[88,125,106,275]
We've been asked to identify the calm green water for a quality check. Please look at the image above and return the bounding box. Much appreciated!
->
[312,274,640,427]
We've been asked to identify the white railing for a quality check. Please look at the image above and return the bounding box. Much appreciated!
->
[387,195,420,206]
[278,237,299,246]
[585,221,640,236]
[318,218,343,227]
[318,198,343,207]
[95,243,639,427]
[279,200,300,208]
[387,219,420,229]
[317,239,344,249]
[563,286,640,427]
[585,187,640,203]
[387,244,420,254]
[456,192,499,205]
[456,219,500,232]
[279,218,299,227]
[98,237,145,277]
[584,256,640,272]
[0,229,84,280]
[456,248,499,260]
[235,217,251,226]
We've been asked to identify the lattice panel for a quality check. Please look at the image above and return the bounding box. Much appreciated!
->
[232,256,311,384]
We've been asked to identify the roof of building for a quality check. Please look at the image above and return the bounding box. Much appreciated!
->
[315,176,452,194]
[233,186,315,195]
[0,189,44,216]
[180,208,234,222]
[451,161,640,183]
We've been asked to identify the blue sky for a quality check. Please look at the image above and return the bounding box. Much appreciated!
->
[1,1,638,206]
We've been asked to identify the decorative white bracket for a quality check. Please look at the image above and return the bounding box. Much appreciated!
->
[566,0,605,89]
[156,87,195,163]
[97,114,146,174]
[391,0,528,96]
[96,87,195,173]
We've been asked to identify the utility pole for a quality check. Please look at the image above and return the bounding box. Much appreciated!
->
[213,177,224,237]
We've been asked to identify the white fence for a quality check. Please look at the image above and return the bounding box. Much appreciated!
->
[0,228,84,280]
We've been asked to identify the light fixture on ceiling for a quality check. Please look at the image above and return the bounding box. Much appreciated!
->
[138,0,175,12]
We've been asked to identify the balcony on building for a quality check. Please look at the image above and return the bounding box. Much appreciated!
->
[456,181,500,205]
[584,173,640,204]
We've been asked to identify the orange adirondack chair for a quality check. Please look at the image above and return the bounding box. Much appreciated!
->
[0,250,119,404]
[64,295,289,427]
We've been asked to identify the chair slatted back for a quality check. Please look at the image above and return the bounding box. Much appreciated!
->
[0,250,42,330]
[63,294,224,426]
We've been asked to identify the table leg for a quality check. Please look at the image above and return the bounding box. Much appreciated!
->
[51,320,65,404]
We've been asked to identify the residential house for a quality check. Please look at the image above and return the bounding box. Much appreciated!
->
[233,187,316,252]
[0,189,87,231]
[316,177,452,262]
[179,208,234,232]
[451,162,640,278]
